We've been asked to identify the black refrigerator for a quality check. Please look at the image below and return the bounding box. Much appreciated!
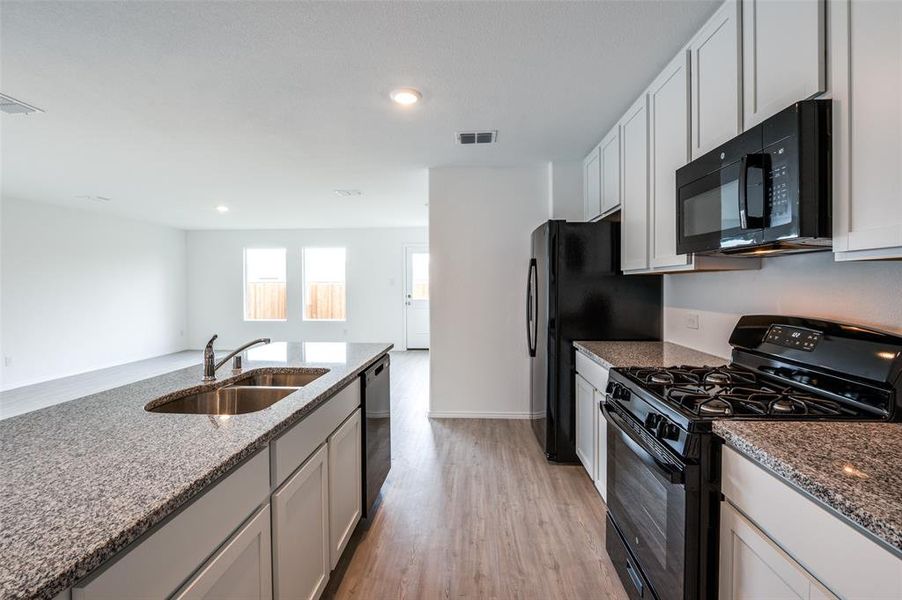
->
[528,220,662,462]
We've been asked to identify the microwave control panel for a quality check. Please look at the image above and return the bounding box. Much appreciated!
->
[766,145,793,227]
[765,325,821,352]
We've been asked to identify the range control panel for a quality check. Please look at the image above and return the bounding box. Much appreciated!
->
[765,325,822,352]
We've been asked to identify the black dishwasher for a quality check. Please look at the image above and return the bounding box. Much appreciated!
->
[361,354,390,518]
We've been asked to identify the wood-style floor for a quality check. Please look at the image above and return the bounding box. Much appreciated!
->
[326,350,628,600]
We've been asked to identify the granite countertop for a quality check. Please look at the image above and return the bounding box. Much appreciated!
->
[714,420,902,557]
[0,342,391,600]
[573,340,728,370]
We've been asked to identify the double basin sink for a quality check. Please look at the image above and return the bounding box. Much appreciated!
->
[146,370,329,415]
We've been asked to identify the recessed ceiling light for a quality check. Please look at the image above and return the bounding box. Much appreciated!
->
[0,93,43,115]
[74,195,111,202]
[216,205,229,213]
[390,88,422,106]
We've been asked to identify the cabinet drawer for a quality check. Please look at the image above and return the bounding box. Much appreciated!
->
[722,446,902,598]
[271,378,360,488]
[574,350,610,395]
[73,450,269,599]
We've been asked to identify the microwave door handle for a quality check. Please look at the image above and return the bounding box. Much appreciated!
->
[739,154,768,230]
[603,403,685,485]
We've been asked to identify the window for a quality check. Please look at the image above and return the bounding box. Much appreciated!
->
[410,252,429,300]
[244,248,287,321]
[303,247,346,321]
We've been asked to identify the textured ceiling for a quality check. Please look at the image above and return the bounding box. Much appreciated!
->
[0,1,719,229]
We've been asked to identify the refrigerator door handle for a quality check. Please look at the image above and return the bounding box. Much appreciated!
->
[527,259,537,357]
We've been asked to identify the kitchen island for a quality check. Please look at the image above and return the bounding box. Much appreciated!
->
[0,342,391,600]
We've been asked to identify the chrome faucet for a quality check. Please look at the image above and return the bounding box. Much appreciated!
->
[203,335,271,381]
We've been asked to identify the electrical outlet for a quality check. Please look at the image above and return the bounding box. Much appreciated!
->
[686,313,700,330]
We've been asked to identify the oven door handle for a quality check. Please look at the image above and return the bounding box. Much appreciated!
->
[603,402,685,485]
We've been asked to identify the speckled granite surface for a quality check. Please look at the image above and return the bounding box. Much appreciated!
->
[0,342,391,600]
[714,421,902,556]
[573,340,728,370]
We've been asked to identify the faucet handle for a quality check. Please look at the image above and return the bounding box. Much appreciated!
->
[205,335,218,352]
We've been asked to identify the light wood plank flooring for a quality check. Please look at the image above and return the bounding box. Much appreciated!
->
[327,350,628,600]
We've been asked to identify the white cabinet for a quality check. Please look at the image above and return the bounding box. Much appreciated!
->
[742,0,825,128]
[690,0,741,158]
[583,146,602,221]
[592,389,608,502]
[722,446,902,598]
[575,374,596,478]
[574,350,610,502]
[648,51,691,270]
[173,505,273,600]
[272,444,330,600]
[831,0,902,261]
[599,126,621,216]
[328,408,362,569]
[73,451,270,600]
[620,94,650,272]
[719,501,835,600]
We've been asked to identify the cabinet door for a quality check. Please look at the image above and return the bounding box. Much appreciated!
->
[743,0,825,128]
[328,408,362,569]
[690,0,741,158]
[719,501,837,599]
[272,444,330,600]
[831,0,902,260]
[583,146,602,221]
[649,50,692,270]
[600,126,621,215]
[593,389,608,503]
[173,505,273,600]
[574,374,596,479]
[620,94,650,272]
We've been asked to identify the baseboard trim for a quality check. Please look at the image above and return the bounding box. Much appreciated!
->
[427,410,544,420]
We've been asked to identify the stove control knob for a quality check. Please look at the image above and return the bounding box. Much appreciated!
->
[644,413,661,430]
[656,421,680,441]
[614,385,631,402]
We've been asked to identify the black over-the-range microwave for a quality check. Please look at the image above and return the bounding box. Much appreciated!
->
[675,99,832,256]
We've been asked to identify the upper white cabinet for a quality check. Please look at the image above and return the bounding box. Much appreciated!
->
[830,0,902,261]
[599,126,621,216]
[742,0,825,128]
[583,146,602,221]
[648,51,692,270]
[690,0,742,158]
[620,94,650,272]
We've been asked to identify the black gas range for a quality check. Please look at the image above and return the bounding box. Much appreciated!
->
[602,315,902,600]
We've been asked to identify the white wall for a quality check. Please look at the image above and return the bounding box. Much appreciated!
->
[664,252,902,358]
[185,228,426,351]
[0,198,188,389]
[429,166,550,418]
[548,161,584,221]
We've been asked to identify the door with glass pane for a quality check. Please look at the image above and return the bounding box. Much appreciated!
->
[404,246,429,350]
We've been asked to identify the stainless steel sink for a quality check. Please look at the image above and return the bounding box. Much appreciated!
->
[239,369,329,387]
[147,386,299,415]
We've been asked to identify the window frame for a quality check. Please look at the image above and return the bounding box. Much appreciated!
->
[242,247,288,322]
[301,247,348,322]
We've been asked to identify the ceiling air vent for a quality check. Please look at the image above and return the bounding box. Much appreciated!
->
[456,130,497,145]
[0,93,43,115]
[334,189,363,197]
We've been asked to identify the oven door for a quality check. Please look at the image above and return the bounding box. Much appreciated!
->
[604,401,688,600]
[676,157,768,255]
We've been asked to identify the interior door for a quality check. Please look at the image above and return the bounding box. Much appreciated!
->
[404,245,430,349]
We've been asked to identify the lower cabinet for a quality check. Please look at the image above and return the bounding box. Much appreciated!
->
[173,505,273,600]
[272,444,330,600]
[719,501,835,600]
[574,350,610,503]
[328,408,363,569]
[575,374,596,478]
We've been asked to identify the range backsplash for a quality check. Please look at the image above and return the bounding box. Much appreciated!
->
[663,252,902,358]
